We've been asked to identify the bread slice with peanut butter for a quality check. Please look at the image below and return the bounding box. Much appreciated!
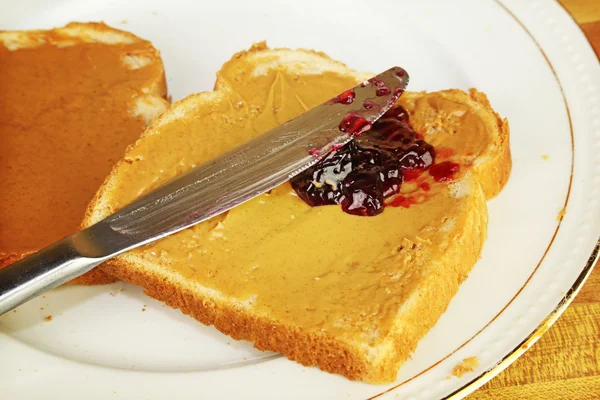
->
[82,43,510,382]
[0,22,169,284]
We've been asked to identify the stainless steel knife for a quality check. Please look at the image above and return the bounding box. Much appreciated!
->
[0,67,409,315]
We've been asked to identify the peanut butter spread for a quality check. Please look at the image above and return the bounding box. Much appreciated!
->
[0,27,165,267]
[105,50,491,342]
[402,92,489,164]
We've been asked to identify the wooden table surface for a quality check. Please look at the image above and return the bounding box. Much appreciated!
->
[469,1,600,399]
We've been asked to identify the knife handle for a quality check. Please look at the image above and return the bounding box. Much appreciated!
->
[0,236,102,315]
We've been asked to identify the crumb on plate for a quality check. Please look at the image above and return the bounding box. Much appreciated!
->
[452,356,479,378]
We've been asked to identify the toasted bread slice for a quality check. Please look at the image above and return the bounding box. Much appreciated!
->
[83,43,510,382]
[0,22,169,285]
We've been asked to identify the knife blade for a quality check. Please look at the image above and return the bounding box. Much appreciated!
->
[0,66,409,314]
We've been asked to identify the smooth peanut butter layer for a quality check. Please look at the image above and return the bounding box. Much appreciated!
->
[0,23,167,270]
[98,45,495,345]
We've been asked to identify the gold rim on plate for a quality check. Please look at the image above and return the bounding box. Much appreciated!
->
[372,1,600,398]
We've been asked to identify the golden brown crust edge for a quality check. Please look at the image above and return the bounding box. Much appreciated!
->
[100,257,370,381]
[467,88,511,199]
[367,179,488,382]
[98,176,487,383]
[69,268,118,285]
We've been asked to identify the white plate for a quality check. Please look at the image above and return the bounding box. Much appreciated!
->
[1,0,599,398]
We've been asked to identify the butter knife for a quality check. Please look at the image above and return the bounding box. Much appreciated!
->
[0,67,409,315]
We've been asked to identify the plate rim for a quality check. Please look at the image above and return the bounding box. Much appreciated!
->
[370,0,600,397]
[0,0,598,398]
[439,1,599,398]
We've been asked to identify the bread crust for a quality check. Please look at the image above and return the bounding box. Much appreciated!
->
[81,44,511,381]
[100,175,486,383]
[102,257,369,380]
[466,89,511,199]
